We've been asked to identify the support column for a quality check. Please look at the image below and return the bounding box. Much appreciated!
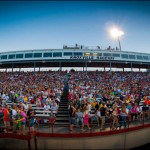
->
[104,67,106,72]
[34,62,36,73]
[85,61,87,75]
[39,67,40,72]
[12,63,14,72]
[110,62,112,72]
[123,67,124,72]
[19,68,21,72]
[59,62,62,71]
[131,62,133,72]
[83,67,84,71]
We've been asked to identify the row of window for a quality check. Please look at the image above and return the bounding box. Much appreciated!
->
[0,52,149,60]
[0,52,82,60]
[84,52,149,60]
[121,54,149,60]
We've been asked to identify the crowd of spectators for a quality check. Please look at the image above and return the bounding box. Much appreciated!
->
[0,71,66,133]
[68,71,150,131]
[0,71,150,133]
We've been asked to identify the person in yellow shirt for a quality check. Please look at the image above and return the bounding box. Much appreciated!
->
[91,101,96,109]
[99,102,107,108]
[24,95,28,103]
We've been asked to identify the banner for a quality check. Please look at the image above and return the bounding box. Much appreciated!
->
[70,56,114,60]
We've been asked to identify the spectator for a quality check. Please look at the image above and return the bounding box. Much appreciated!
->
[3,105,11,133]
[23,102,29,113]
[44,102,51,111]
[130,102,138,120]
[112,106,119,130]
[51,101,58,112]
[95,101,99,113]
[0,104,4,119]
[75,108,83,128]
[82,106,91,131]
[100,102,107,130]
[119,104,128,129]
[69,103,76,131]
[95,107,101,127]
[20,106,27,135]
[12,104,18,133]
[27,105,35,132]
[15,108,24,135]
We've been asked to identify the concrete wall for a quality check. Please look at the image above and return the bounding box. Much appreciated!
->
[125,129,150,149]
[36,128,150,150]
[0,128,149,149]
[0,138,35,150]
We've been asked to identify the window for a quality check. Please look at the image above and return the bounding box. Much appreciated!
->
[53,52,62,57]
[93,53,98,56]
[43,52,52,57]
[73,52,83,56]
[112,53,120,57]
[129,55,136,59]
[64,52,73,56]
[143,56,149,60]
[97,53,102,56]
[103,53,111,56]
[34,53,42,58]
[8,54,15,59]
[84,52,92,56]
[1,55,7,59]
[16,54,24,59]
[121,54,128,59]
[137,55,143,60]
[25,53,33,58]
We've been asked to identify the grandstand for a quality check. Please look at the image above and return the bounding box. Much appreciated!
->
[0,46,150,150]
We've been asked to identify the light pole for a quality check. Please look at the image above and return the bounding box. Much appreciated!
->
[118,36,121,51]
[109,27,124,51]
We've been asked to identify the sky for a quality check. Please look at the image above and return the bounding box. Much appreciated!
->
[0,1,150,54]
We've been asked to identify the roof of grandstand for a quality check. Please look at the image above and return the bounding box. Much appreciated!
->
[0,45,150,69]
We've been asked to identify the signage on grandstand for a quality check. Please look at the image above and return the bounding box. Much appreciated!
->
[70,56,114,60]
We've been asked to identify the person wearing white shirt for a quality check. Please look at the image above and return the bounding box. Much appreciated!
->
[51,102,58,112]
[95,108,101,127]
[44,103,51,111]
[12,105,18,133]
[87,101,92,114]
[23,102,29,113]
[1,92,6,100]
[4,94,10,102]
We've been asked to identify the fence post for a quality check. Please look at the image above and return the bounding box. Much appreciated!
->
[28,119,31,133]
[34,136,37,150]
[110,115,112,131]
[69,116,70,134]
[28,139,31,150]
[142,111,145,127]
[124,131,127,150]
[51,123,54,134]
[90,117,92,133]
[127,115,130,129]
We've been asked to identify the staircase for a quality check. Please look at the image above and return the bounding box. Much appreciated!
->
[55,75,70,127]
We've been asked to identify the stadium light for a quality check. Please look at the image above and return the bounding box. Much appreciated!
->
[109,27,124,51]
